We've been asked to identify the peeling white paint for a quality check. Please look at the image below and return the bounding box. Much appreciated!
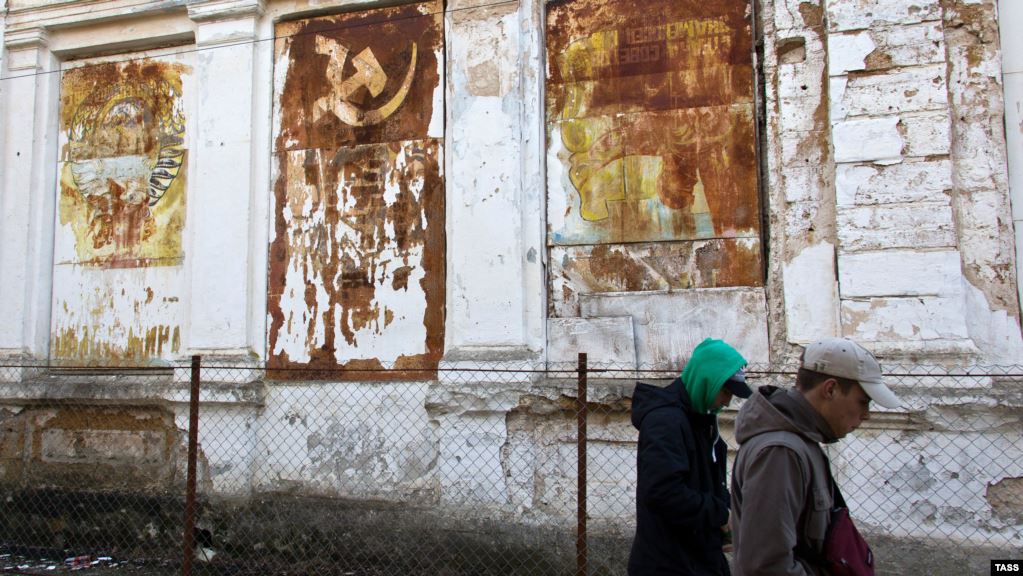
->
[963,279,1023,363]
[839,250,963,298]
[839,64,949,118]
[901,110,952,157]
[828,31,874,75]
[547,317,637,368]
[838,202,956,251]
[826,0,942,32]
[580,289,770,365]
[841,296,976,355]
[836,160,952,207]
[783,242,840,344]
[833,116,903,163]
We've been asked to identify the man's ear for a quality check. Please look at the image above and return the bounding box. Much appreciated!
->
[822,378,838,399]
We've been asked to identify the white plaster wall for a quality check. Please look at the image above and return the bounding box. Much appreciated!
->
[817,0,1022,361]
[249,15,274,362]
[186,8,264,361]
[0,27,58,359]
[767,0,842,349]
[251,383,438,500]
[0,2,7,353]
[517,0,547,354]
[0,0,5,157]
[580,289,770,366]
[445,0,531,351]
[944,1,1022,363]
[837,427,1023,547]
[174,404,258,496]
[547,317,637,368]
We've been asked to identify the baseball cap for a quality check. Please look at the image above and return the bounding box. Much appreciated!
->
[722,368,753,399]
[801,337,901,408]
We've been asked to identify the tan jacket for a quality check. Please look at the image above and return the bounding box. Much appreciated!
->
[730,387,837,576]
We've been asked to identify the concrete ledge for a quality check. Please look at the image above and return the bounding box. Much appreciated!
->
[0,374,265,407]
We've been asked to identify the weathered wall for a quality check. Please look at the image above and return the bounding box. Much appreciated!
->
[544,0,770,367]
[1,0,1022,563]
[267,3,447,377]
[762,0,1022,363]
[1,0,1019,367]
[2,374,1019,557]
[51,51,193,364]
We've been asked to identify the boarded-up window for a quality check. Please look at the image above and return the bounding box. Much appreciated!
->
[268,2,445,379]
[51,52,191,363]
[545,0,762,317]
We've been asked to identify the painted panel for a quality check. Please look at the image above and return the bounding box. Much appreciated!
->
[51,53,191,363]
[545,0,761,247]
[268,2,445,379]
[549,238,763,316]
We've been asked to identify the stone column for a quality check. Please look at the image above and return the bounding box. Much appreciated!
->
[824,0,1016,360]
[765,0,841,352]
[0,27,59,368]
[442,0,542,375]
[185,0,265,369]
[942,0,1021,362]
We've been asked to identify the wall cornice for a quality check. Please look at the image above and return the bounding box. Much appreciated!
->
[5,0,185,35]
[3,25,48,49]
[187,0,265,23]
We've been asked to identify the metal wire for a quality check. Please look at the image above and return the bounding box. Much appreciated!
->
[0,358,1020,575]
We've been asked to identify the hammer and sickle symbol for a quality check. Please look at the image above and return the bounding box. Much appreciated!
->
[312,34,418,127]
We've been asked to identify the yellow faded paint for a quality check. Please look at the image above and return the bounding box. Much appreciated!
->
[58,60,189,269]
[51,55,190,365]
[51,324,181,364]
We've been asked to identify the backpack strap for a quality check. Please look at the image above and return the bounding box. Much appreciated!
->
[817,445,846,509]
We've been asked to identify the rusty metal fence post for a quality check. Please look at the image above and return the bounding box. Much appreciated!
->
[182,355,201,576]
[576,352,588,576]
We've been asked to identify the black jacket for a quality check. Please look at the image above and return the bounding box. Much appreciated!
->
[628,378,731,576]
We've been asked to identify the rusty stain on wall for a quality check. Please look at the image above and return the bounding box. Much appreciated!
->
[545,0,762,317]
[58,60,188,268]
[268,2,445,379]
[550,239,763,316]
[52,55,189,365]
[987,477,1023,522]
[0,407,188,492]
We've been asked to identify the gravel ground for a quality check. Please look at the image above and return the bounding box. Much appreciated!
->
[4,537,1018,576]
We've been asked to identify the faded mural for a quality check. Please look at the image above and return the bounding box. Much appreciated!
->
[545,0,762,316]
[51,54,191,363]
[268,1,445,379]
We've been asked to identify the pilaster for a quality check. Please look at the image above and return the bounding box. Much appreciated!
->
[442,0,540,374]
[185,0,265,365]
[0,27,58,362]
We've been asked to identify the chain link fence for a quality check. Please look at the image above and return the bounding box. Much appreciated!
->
[0,357,1021,575]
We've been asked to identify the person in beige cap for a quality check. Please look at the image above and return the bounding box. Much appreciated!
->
[729,337,901,576]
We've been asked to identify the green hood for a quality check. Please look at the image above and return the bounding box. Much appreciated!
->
[680,338,747,414]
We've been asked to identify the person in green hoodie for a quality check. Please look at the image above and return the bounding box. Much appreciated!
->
[628,338,753,576]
